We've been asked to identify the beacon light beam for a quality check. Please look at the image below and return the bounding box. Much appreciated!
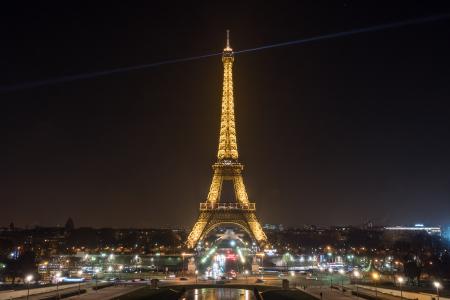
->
[234,13,450,55]
[1,13,449,93]
[0,52,222,93]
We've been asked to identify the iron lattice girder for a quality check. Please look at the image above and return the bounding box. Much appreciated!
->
[187,210,267,248]
[186,34,267,249]
[200,202,255,211]
[212,161,243,177]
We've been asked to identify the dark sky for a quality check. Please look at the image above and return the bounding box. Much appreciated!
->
[2,1,450,229]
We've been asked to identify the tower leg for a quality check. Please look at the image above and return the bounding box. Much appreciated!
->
[246,212,268,247]
[206,171,223,204]
[233,175,250,204]
[186,212,211,248]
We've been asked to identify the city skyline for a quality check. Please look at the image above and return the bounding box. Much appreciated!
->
[2,2,450,228]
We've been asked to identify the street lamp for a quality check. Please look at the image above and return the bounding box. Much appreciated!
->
[328,268,333,288]
[338,269,345,293]
[256,253,265,279]
[155,252,161,273]
[433,281,441,300]
[25,274,33,300]
[290,271,296,288]
[55,272,62,300]
[134,254,140,273]
[261,253,265,278]
[244,270,249,284]
[118,265,123,284]
[397,276,404,300]
[94,270,98,291]
[195,270,198,284]
[77,270,83,295]
[181,252,186,276]
[353,270,361,297]
[372,272,380,299]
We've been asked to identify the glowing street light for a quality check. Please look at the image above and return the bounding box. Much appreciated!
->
[25,274,33,300]
[328,268,334,288]
[372,272,380,299]
[244,270,249,284]
[338,269,345,293]
[397,276,404,300]
[77,270,83,295]
[181,252,187,275]
[353,270,361,297]
[434,281,441,300]
[256,253,265,279]
[372,272,379,280]
[195,270,198,284]
[94,269,99,291]
[118,265,123,283]
[55,272,62,299]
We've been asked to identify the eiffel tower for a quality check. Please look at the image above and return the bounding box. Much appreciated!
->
[186,31,268,249]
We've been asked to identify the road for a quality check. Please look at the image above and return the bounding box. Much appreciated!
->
[12,283,142,300]
[11,274,422,300]
[66,285,143,300]
[13,284,87,300]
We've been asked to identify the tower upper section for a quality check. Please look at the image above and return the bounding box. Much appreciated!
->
[217,30,238,161]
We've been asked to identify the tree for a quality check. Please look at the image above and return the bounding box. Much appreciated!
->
[437,252,450,279]
[404,261,421,286]
[3,251,37,284]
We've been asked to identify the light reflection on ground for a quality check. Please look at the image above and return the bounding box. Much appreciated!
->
[183,288,255,300]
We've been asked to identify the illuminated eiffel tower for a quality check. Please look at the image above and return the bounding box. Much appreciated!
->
[186,31,267,249]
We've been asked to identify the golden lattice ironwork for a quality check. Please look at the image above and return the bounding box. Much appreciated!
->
[186,31,267,249]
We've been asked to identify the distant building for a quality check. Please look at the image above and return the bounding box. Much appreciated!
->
[384,224,441,236]
[65,218,75,232]
[263,224,284,231]
[443,226,450,241]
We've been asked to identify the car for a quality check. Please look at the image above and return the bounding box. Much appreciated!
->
[255,278,264,283]
[179,277,189,281]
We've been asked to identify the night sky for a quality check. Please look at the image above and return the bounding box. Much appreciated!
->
[2,2,450,229]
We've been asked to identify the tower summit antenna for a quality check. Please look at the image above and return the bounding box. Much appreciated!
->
[225,29,232,51]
